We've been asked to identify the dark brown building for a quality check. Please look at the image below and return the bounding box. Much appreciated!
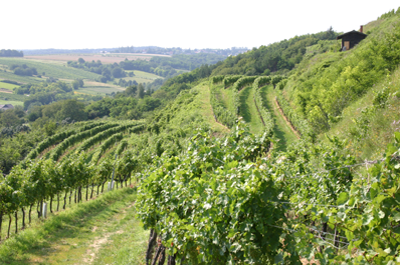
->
[337,26,367,51]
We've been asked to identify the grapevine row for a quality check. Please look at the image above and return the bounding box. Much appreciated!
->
[136,125,400,264]
[275,90,315,140]
[25,121,106,161]
[48,122,121,161]
[75,123,143,153]
[209,81,236,128]
[223,75,242,88]
[252,76,274,135]
[232,76,257,91]
[91,133,124,163]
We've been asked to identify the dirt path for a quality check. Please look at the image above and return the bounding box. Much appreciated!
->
[260,85,298,151]
[23,194,148,265]
[274,97,301,139]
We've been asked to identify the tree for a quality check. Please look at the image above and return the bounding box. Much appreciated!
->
[125,85,137,96]
[112,67,126,78]
[78,79,84,88]
[56,99,88,121]
[137,84,145,99]
[72,80,79,90]
[78,58,85,64]
[0,109,24,127]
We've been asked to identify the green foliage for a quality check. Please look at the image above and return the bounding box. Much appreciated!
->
[0,58,100,80]
[289,20,400,134]
[48,122,121,161]
[136,126,288,264]
[212,28,337,76]
[10,64,37,76]
[209,81,236,128]
[222,75,242,88]
[253,77,274,134]
[276,90,315,140]
[210,75,224,84]
[0,49,23,57]
[232,76,257,91]
[74,123,144,154]
[24,121,106,161]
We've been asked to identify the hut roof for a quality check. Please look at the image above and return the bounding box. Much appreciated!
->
[337,30,367,40]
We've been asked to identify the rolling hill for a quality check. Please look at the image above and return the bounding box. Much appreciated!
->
[1,7,400,265]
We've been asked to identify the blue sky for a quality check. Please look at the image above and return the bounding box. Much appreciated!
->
[1,1,399,50]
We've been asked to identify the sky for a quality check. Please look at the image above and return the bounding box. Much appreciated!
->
[1,1,399,50]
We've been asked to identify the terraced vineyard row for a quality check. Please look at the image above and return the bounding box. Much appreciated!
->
[210,75,275,135]
[0,120,145,241]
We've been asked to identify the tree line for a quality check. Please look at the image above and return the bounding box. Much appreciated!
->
[0,49,23,57]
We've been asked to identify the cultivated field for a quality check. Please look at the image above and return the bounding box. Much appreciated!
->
[0,81,19,91]
[25,53,170,64]
[123,70,161,84]
[0,100,23,106]
[78,81,125,95]
[0,58,101,81]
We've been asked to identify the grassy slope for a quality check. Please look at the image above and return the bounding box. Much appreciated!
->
[238,86,264,134]
[260,85,298,151]
[219,86,236,114]
[0,188,148,265]
[281,13,400,159]
[0,92,26,106]
[0,100,23,106]
[196,82,229,134]
[325,66,400,160]
[0,81,19,91]
[0,70,43,84]
[0,58,100,80]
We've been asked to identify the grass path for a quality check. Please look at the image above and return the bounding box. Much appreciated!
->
[260,85,298,151]
[197,83,230,134]
[0,188,148,265]
[239,86,264,134]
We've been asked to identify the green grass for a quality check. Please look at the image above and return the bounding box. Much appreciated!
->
[0,187,148,264]
[196,82,229,134]
[219,86,236,114]
[0,58,101,81]
[77,85,124,95]
[238,86,264,134]
[0,81,20,91]
[0,92,26,101]
[0,70,43,84]
[123,70,163,84]
[0,100,23,106]
[260,85,298,151]
[325,67,400,161]
[0,92,25,106]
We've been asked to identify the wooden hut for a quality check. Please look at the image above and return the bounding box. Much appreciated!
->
[337,26,367,51]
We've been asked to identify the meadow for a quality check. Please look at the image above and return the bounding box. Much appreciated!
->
[0,81,20,91]
[0,58,101,80]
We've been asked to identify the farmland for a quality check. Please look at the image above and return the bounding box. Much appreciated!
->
[24,53,170,64]
[0,81,19,91]
[78,81,124,95]
[0,58,101,80]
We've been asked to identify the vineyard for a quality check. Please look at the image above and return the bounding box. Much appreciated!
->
[0,120,145,241]
[2,8,400,265]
